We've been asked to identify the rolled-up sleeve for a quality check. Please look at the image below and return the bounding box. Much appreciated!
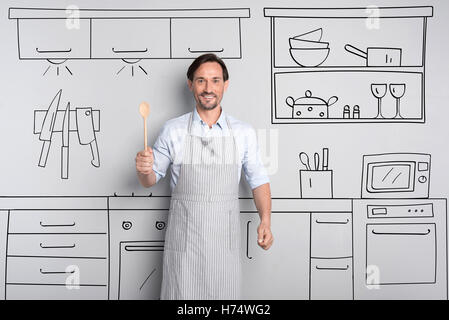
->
[152,124,172,183]
[242,126,270,189]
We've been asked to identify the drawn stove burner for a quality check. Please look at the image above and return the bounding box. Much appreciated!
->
[34,89,101,179]
[42,59,73,77]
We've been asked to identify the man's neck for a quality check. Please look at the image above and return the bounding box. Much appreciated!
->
[196,105,222,128]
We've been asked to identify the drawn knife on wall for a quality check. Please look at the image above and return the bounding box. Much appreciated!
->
[38,89,62,167]
[76,107,100,167]
[61,102,70,179]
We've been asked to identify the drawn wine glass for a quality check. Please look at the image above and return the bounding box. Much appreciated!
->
[389,83,406,119]
[371,84,387,119]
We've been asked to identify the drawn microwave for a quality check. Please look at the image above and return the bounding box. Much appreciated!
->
[361,153,430,199]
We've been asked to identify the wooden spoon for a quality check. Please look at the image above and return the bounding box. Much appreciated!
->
[139,102,150,151]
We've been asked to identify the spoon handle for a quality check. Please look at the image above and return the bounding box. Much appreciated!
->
[144,119,147,151]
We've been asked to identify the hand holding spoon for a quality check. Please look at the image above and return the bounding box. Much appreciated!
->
[139,102,150,151]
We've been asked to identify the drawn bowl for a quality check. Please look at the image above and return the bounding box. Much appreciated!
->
[289,48,330,67]
[289,38,329,49]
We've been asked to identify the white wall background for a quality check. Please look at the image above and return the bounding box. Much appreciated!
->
[0,0,448,200]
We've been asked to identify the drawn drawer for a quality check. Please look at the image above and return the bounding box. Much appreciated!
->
[310,257,353,300]
[8,234,108,258]
[8,210,108,233]
[171,18,241,58]
[311,212,352,258]
[7,256,107,285]
[6,284,107,300]
[17,19,90,59]
[91,19,170,59]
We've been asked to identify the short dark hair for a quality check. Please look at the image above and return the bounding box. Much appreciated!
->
[186,53,229,82]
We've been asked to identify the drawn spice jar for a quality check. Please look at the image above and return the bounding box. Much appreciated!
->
[286,90,338,119]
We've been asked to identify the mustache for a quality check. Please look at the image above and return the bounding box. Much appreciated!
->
[200,92,216,97]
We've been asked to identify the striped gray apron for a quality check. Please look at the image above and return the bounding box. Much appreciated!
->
[160,112,241,300]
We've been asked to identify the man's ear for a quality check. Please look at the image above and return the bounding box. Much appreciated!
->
[224,80,229,91]
[187,79,193,91]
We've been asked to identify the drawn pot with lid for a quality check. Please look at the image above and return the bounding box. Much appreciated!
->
[286,90,338,119]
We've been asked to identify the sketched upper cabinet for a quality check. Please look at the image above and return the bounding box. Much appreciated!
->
[16,19,90,59]
[264,6,433,124]
[171,18,242,58]
[240,212,310,299]
[91,19,171,59]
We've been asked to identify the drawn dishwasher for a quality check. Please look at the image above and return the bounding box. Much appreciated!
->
[8,7,250,77]
[264,6,433,124]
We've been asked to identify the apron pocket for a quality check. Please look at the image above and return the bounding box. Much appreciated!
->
[229,210,240,251]
[165,200,188,252]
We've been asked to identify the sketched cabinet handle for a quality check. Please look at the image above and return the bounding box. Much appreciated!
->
[315,264,349,271]
[91,19,170,59]
[40,221,76,227]
[315,218,349,224]
[40,243,76,249]
[171,18,242,58]
[371,228,431,236]
[36,47,72,54]
[246,220,253,259]
[39,268,75,274]
[16,19,90,59]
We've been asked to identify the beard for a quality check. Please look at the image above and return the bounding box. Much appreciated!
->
[197,93,219,110]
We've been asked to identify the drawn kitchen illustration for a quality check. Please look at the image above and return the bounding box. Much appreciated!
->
[1,1,448,300]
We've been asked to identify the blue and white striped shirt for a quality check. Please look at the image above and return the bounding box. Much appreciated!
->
[152,107,269,192]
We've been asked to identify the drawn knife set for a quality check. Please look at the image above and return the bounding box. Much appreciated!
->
[34,89,101,179]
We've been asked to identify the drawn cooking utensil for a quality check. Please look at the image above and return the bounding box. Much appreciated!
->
[38,89,62,167]
[286,90,338,119]
[61,102,70,179]
[322,148,329,171]
[76,107,100,167]
[139,102,150,151]
[299,152,311,170]
[344,44,402,67]
[314,152,320,171]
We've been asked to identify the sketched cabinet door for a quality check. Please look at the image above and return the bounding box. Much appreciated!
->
[118,241,164,300]
[241,213,310,299]
[17,19,90,59]
[91,19,171,59]
[171,18,241,58]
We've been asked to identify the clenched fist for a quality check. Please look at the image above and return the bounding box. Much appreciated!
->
[136,147,154,175]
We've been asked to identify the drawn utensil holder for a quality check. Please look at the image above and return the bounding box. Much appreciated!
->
[299,170,333,198]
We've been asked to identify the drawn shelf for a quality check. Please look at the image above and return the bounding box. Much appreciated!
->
[264,6,433,124]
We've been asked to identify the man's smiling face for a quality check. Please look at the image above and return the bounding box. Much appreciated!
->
[188,61,229,111]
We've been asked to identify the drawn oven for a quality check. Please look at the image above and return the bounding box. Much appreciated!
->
[118,241,164,300]
[366,223,436,285]
[361,153,430,199]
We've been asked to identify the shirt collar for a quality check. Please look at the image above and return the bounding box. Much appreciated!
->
[193,107,227,129]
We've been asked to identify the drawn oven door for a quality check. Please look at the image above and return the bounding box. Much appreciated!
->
[366,223,436,285]
[118,241,164,300]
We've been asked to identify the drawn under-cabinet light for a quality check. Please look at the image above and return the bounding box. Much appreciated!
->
[288,28,330,67]
[285,90,338,119]
[42,59,74,77]
[34,90,101,179]
[116,59,149,77]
